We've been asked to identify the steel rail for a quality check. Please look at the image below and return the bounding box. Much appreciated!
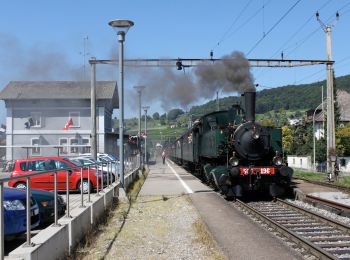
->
[235,199,337,260]
[304,194,350,214]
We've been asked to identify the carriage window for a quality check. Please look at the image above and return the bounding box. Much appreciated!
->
[207,116,217,130]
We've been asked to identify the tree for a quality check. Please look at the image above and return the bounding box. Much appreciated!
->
[336,123,350,156]
[167,109,184,121]
[282,125,293,153]
[152,112,160,120]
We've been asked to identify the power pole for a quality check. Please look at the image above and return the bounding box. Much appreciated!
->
[134,86,146,167]
[143,106,150,164]
[216,91,219,111]
[316,11,339,175]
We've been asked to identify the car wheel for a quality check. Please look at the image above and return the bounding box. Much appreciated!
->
[14,182,26,190]
[77,180,91,194]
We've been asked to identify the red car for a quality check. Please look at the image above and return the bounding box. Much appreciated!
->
[7,157,104,193]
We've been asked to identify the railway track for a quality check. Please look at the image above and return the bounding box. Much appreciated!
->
[234,199,350,259]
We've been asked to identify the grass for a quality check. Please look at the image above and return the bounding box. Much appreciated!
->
[293,170,327,181]
[293,169,350,187]
[192,219,227,260]
[71,168,149,259]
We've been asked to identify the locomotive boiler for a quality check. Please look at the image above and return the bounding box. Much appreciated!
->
[168,91,293,198]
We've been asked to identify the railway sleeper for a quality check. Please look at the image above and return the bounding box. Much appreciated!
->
[308,236,350,242]
[324,248,350,255]
[316,242,350,248]
[282,222,323,228]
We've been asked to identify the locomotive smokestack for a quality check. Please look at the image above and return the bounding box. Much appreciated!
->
[244,91,256,122]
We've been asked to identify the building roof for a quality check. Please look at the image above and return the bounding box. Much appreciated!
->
[0,81,118,107]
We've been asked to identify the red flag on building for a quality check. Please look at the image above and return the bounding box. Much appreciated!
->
[63,118,73,130]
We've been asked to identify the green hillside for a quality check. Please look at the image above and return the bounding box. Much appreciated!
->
[189,74,350,115]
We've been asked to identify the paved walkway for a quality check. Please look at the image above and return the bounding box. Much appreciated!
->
[139,160,303,260]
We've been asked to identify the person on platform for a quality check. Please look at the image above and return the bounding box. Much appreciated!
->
[162,150,166,165]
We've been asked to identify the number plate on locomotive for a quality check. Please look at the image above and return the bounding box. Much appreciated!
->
[240,167,275,175]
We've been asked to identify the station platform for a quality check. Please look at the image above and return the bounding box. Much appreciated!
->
[137,160,303,259]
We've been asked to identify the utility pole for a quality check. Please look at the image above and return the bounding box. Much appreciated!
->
[216,91,219,111]
[134,86,145,168]
[143,106,150,165]
[316,11,339,176]
[90,57,97,160]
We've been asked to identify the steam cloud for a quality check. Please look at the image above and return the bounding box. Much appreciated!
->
[0,32,84,81]
[0,33,255,114]
[132,51,255,111]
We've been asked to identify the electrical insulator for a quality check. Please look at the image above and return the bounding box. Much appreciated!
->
[210,50,213,60]
[316,11,319,20]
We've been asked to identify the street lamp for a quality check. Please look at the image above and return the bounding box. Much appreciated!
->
[109,19,134,187]
[313,100,326,171]
[133,85,145,167]
[143,106,150,164]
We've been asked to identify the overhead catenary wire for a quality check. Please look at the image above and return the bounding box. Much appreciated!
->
[211,0,272,52]
[255,0,335,82]
[269,0,334,59]
[214,0,253,48]
[246,0,303,56]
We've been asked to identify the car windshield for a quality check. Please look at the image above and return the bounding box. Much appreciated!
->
[63,158,82,167]
[104,154,117,161]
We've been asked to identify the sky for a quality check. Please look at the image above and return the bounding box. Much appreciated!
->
[1,0,350,122]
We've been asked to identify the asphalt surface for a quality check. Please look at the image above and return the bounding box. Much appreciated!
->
[141,160,303,260]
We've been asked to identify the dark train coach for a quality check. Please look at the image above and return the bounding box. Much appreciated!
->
[168,91,293,199]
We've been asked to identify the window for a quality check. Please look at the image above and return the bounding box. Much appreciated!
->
[31,112,42,128]
[31,138,40,156]
[340,158,346,167]
[69,112,80,127]
[59,138,68,155]
[56,160,71,170]
[82,138,90,154]
[70,138,79,154]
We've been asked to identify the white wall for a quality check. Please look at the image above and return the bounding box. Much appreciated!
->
[287,155,312,170]
[338,157,350,173]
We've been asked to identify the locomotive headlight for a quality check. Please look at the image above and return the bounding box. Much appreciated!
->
[273,156,283,166]
[252,126,260,140]
[229,157,239,166]
[252,132,260,140]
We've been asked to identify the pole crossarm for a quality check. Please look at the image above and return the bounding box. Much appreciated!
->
[89,58,334,68]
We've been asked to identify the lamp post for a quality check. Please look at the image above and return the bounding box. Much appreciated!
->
[133,85,145,168]
[313,101,326,171]
[109,19,134,187]
[143,106,150,164]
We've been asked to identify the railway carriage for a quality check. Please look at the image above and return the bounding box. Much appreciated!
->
[168,91,293,198]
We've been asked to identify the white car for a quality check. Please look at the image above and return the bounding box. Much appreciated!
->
[72,156,119,177]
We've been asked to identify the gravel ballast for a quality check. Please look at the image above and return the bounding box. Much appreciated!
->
[76,194,226,260]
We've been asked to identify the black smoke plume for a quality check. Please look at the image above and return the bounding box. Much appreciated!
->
[132,51,255,111]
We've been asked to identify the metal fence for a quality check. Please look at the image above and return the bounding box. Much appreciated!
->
[0,154,140,258]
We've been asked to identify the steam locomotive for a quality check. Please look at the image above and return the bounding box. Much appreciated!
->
[168,92,293,198]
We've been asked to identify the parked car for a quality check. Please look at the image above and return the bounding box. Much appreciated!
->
[4,187,40,238]
[31,189,66,224]
[7,157,105,193]
[72,156,119,177]
[79,153,134,173]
